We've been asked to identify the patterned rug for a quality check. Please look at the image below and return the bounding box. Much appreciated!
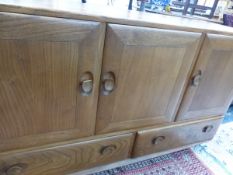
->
[89,149,213,175]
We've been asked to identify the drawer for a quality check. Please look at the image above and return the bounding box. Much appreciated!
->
[0,133,135,175]
[133,117,222,157]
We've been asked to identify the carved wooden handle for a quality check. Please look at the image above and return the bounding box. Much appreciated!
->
[100,145,117,155]
[202,125,214,133]
[80,80,93,94]
[5,163,27,175]
[152,136,166,145]
[103,79,115,92]
[80,72,93,96]
[191,70,202,86]
[101,72,115,95]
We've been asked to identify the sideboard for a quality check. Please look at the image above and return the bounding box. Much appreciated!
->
[0,1,233,174]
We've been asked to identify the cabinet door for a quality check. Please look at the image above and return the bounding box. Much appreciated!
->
[0,13,105,151]
[177,34,233,121]
[96,24,202,133]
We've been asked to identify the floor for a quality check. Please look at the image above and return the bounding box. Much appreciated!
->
[222,105,233,123]
[73,105,233,175]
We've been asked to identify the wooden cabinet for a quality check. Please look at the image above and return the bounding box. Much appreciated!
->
[96,24,202,134]
[0,133,135,175]
[0,6,232,173]
[177,34,233,121]
[0,13,105,151]
[133,116,222,157]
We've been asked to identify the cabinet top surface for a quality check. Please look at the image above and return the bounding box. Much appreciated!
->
[0,0,233,35]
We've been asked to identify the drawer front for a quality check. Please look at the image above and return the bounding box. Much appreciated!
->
[133,117,222,157]
[0,133,135,175]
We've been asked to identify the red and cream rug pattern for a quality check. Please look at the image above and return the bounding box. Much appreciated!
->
[89,149,213,175]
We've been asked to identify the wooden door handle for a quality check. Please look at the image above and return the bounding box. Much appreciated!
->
[191,70,202,86]
[103,79,115,92]
[80,80,93,94]
[101,72,115,95]
[80,72,93,96]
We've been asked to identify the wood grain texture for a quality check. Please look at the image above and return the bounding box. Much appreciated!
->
[0,0,233,36]
[0,133,135,175]
[176,34,233,121]
[0,13,105,152]
[133,116,223,157]
[96,24,202,133]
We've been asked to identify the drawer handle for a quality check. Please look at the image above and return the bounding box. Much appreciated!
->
[101,72,115,95]
[191,70,202,86]
[80,72,93,96]
[152,136,166,145]
[202,125,214,133]
[100,144,117,155]
[5,163,27,175]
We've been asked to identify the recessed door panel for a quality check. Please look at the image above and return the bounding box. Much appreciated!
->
[0,13,105,151]
[177,34,233,121]
[96,24,202,133]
